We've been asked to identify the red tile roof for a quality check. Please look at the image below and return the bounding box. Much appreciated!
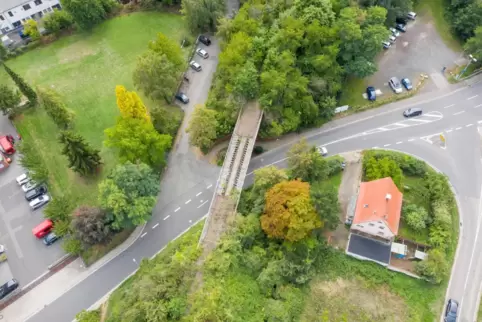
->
[353,177,403,235]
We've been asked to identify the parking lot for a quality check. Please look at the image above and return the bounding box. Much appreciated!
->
[364,12,464,100]
[0,116,64,288]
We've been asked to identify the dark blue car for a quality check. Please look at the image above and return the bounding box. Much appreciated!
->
[401,78,412,90]
[366,86,376,101]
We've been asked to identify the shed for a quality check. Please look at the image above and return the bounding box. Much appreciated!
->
[415,250,427,261]
[391,242,407,258]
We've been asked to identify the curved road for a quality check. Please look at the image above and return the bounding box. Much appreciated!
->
[27,80,482,321]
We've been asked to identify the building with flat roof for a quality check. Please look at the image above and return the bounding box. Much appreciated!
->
[0,0,61,34]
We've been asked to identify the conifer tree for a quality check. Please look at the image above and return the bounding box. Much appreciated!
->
[59,130,102,176]
[3,63,37,105]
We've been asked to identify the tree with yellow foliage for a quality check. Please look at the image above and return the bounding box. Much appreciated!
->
[24,19,40,40]
[115,85,150,122]
[261,180,321,242]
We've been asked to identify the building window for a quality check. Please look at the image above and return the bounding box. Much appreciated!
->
[23,4,32,10]
[377,231,384,236]
[8,11,13,17]
[0,15,4,21]
[12,21,21,28]
[47,7,53,12]
[34,0,43,5]
[21,19,27,22]
[368,223,375,227]
[52,4,61,10]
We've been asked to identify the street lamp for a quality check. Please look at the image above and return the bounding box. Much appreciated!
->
[456,54,478,80]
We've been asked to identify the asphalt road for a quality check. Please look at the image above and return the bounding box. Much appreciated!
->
[24,78,482,322]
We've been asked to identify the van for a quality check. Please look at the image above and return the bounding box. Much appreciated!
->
[32,219,53,238]
[407,12,417,20]
[0,136,15,155]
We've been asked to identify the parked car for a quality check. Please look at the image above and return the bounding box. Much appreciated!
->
[29,194,50,210]
[407,11,417,20]
[444,299,458,322]
[366,86,376,101]
[396,17,408,25]
[32,219,53,238]
[0,135,15,155]
[388,35,396,43]
[382,41,391,49]
[43,232,59,246]
[317,146,328,156]
[389,27,400,37]
[189,60,202,72]
[22,180,39,193]
[395,23,407,32]
[16,173,30,186]
[401,78,413,90]
[25,185,47,201]
[0,279,18,300]
[198,35,211,46]
[175,92,189,104]
[389,77,403,94]
[196,48,209,59]
[403,107,422,117]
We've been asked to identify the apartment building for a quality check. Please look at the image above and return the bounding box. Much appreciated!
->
[0,0,61,34]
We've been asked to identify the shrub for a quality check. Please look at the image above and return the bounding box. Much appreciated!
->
[253,145,264,155]
[415,248,448,284]
[403,204,429,231]
[63,236,83,255]
[363,150,427,177]
[43,10,74,33]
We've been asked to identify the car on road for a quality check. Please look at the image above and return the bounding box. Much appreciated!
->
[175,92,189,104]
[0,135,15,155]
[382,41,391,49]
[389,27,400,37]
[189,60,202,72]
[366,86,376,101]
[444,299,458,322]
[43,232,59,246]
[29,194,50,210]
[22,180,39,193]
[403,107,422,117]
[16,173,30,185]
[389,77,403,94]
[317,146,328,156]
[0,279,18,300]
[401,78,413,90]
[388,35,396,43]
[395,23,407,32]
[198,35,211,46]
[196,48,209,59]
[25,185,48,201]
[407,11,417,20]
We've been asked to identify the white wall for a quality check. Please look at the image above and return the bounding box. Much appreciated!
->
[0,0,61,33]
[352,220,394,241]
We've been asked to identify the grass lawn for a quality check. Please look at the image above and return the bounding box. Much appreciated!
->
[1,12,186,205]
[338,76,368,107]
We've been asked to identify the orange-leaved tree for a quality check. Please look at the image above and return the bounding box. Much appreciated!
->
[261,180,322,242]
[115,85,150,123]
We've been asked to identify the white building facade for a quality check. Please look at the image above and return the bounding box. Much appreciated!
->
[0,0,62,34]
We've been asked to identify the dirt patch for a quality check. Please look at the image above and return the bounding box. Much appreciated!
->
[57,41,98,64]
[301,278,410,322]
[327,151,363,249]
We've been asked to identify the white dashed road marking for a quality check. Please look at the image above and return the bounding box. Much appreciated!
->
[456,127,462,130]
[475,104,482,108]
[478,120,482,124]
[447,129,453,133]
[196,192,202,197]
[396,141,402,144]
[185,199,191,204]
[152,223,159,229]
[453,111,465,116]
[141,232,147,238]
[198,200,208,208]
[163,215,170,220]
[468,95,478,100]
[408,138,415,142]
[466,124,474,127]
[384,144,391,147]
[206,184,212,189]
[444,104,455,109]
[174,207,180,212]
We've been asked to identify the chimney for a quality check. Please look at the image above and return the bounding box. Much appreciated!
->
[385,193,392,201]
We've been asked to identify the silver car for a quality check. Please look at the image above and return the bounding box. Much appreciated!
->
[16,173,30,186]
[29,194,50,210]
[389,27,400,37]
[389,77,403,94]
[22,180,38,193]
[196,48,209,59]
[189,60,202,72]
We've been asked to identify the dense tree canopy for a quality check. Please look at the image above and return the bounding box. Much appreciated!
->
[465,26,482,63]
[59,130,102,176]
[38,88,74,128]
[115,85,150,122]
[43,10,74,33]
[3,63,37,105]
[287,139,328,183]
[71,206,111,246]
[61,0,117,29]
[0,85,20,115]
[186,105,219,152]
[364,156,403,190]
[181,0,225,32]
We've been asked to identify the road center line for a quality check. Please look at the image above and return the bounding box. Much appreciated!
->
[141,232,147,238]
[444,104,455,109]
[206,184,212,189]
[196,192,202,197]
[396,141,402,144]
[466,124,474,127]
[475,104,482,108]
[185,199,191,204]
[455,127,462,130]
[174,207,180,212]
[152,223,159,229]
[446,129,453,133]
[383,144,391,147]
[408,138,415,142]
[197,200,208,208]
[468,95,478,100]
[163,215,170,220]
[453,111,465,116]
[478,120,482,124]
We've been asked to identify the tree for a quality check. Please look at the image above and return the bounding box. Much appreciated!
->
[0,43,6,61]
[3,63,37,105]
[148,33,184,69]
[63,236,83,255]
[38,88,74,128]
[186,105,218,152]
[133,51,180,104]
[115,85,150,122]
[403,204,429,231]
[71,206,111,245]
[44,195,76,222]
[104,117,172,168]
[232,60,259,100]
[310,183,340,230]
[415,248,448,284]
[181,0,225,33]
[61,0,116,30]
[150,105,182,137]
[452,2,482,41]
[261,180,322,242]
[43,9,74,33]
[24,19,40,40]
[287,138,328,183]
[59,131,102,176]
[98,162,160,229]
[17,140,49,183]
[364,156,403,190]
[465,26,482,62]
[252,166,288,197]
[0,84,21,115]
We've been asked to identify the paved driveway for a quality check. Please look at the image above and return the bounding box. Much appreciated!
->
[0,116,64,288]
[367,14,463,97]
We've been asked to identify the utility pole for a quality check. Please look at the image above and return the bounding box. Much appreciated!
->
[456,54,478,80]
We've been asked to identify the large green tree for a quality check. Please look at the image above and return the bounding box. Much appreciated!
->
[98,162,160,229]
[104,117,172,168]
[186,105,218,152]
[38,88,73,128]
[59,130,102,176]
[71,206,111,246]
[3,63,37,105]
[310,183,340,230]
[0,84,21,115]
[364,156,403,190]
[60,0,116,30]
[0,43,6,61]
[150,105,182,137]
[43,9,74,33]
[181,0,225,33]
[287,138,328,183]
[465,26,482,62]
[148,33,184,69]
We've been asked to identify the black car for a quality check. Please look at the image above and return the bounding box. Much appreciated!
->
[403,107,422,117]
[25,185,47,201]
[0,279,18,300]
[395,23,407,32]
[175,92,189,104]
[198,35,211,46]
[396,17,408,25]
[366,86,376,101]
[444,299,458,322]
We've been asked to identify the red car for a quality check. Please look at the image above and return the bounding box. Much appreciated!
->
[0,135,15,155]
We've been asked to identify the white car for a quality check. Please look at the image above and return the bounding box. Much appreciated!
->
[317,146,328,156]
[22,180,38,193]
[382,41,391,49]
[16,173,30,186]
[388,35,396,43]
[189,60,202,72]
[389,27,400,37]
[196,48,209,59]
[29,194,50,210]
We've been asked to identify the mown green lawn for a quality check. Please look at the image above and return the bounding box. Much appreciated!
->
[1,12,185,205]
